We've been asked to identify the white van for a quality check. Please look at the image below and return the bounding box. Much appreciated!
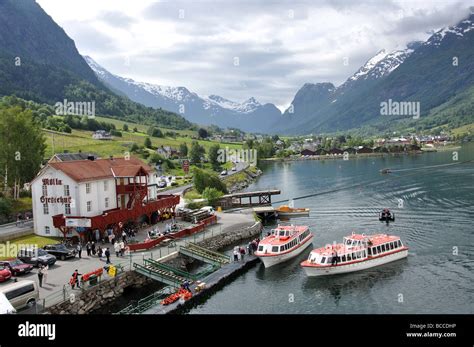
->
[0,280,39,310]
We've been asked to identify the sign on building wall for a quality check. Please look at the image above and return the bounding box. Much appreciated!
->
[65,218,91,228]
[40,178,72,204]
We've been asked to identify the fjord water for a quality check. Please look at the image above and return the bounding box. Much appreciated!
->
[189,144,474,314]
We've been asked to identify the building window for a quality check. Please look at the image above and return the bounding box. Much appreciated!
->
[87,201,92,212]
[44,226,50,235]
[42,185,48,196]
[43,204,49,215]
[105,198,109,208]
[64,185,70,196]
[86,183,91,194]
[104,181,108,191]
[65,203,71,215]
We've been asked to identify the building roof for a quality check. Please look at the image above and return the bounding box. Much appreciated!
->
[45,157,152,183]
[49,152,98,162]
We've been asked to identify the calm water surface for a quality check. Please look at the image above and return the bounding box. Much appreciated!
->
[188,144,474,314]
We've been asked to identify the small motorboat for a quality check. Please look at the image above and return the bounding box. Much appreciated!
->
[379,209,395,223]
[380,168,392,174]
[275,200,310,218]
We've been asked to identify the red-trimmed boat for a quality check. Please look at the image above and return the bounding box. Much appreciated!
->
[301,233,408,276]
[255,225,313,268]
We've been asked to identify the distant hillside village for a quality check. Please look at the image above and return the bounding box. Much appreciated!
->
[241,133,456,160]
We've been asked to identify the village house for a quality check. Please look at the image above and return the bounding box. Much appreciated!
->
[30,156,178,239]
[92,130,112,140]
[156,146,179,159]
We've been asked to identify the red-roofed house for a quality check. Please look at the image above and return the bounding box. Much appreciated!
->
[31,156,179,239]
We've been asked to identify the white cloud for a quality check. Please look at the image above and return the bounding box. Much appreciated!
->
[37,0,473,110]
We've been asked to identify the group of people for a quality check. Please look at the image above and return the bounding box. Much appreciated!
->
[83,241,112,264]
[246,238,260,255]
[113,240,127,258]
[233,238,260,261]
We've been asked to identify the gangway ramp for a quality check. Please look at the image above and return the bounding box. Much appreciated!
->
[179,242,231,266]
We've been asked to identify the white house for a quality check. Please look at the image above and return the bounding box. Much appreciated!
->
[92,130,112,140]
[30,157,162,238]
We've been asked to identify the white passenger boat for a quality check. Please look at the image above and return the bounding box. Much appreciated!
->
[301,233,408,276]
[255,225,313,268]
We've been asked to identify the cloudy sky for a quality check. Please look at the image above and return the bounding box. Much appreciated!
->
[37,0,472,110]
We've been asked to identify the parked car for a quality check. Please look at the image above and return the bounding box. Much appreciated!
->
[0,266,12,283]
[17,248,56,267]
[158,180,167,188]
[43,244,76,260]
[231,166,237,171]
[0,259,33,276]
[200,206,215,215]
[220,170,228,176]
[0,280,39,310]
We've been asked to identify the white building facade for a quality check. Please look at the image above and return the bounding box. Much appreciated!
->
[31,157,160,237]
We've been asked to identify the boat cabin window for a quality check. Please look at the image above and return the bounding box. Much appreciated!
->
[356,251,361,259]
[390,242,394,250]
[272,246,279,252]
[258,246,263,252]
[382,244,386,252]
[372,247,377,255]
[377,246,381,253]
[397,240,402,247]
[368,248,372,255]
[346,239,352,246]
[326,257,332,264]
[321,257,326,264]
[279,230,286,237]
[363,250,366,257]
[347,254,351,261]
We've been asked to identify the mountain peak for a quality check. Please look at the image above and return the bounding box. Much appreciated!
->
[425,12,474,46]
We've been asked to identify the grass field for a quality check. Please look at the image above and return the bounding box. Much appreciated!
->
[450,123,474,137]
[43,128,243,159]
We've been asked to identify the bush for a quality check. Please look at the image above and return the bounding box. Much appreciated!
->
[202,187,224,206]
[186,201,207,210]
[192,168,227,194]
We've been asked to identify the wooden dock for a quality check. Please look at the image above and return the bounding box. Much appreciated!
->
[218,190,281,209]
[142,254,260,314]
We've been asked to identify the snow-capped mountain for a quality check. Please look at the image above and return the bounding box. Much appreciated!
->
[425,15,474,46]
[275,11,474,134]
[84,56,281,133]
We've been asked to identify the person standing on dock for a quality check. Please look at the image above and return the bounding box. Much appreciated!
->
[91,242,96,256]
[114,241,120,257]
[105,248,111,264]
[37,265,44,288]
[86,241,91,257]
[119,240,125,257]
[70,270,82,289]
[240,247,246,261]
[42,265,49,285]
[77,243,82,259]
[233,247,239,262]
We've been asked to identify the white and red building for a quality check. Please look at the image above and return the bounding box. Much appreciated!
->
[31,156,179,239]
